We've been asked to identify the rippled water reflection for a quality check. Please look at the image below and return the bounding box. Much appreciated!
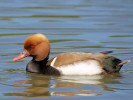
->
[0,0,133,100]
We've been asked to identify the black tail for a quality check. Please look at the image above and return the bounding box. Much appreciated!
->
[103,56,130,73]
[100,51,113,54]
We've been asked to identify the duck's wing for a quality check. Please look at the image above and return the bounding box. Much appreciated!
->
[47,52,111,68]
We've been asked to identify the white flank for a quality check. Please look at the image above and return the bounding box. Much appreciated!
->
[50,57,57,66]
[55,60,103,75]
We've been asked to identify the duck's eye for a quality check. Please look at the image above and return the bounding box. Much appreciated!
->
[30,44,35,48]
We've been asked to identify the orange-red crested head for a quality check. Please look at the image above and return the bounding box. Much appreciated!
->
[13,33,50,61]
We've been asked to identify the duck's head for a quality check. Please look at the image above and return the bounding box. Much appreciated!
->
[13,33,50,61]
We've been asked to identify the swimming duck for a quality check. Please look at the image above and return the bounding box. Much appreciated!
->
[13,33,130,75]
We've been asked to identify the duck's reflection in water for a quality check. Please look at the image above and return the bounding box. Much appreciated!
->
[51,74,122,96]
[4,73,51,98]
[51,75,104,96]
[4,73,122,98]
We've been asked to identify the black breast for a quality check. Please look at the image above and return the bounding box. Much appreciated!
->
[26,57,48,74]
[26,58,61,75]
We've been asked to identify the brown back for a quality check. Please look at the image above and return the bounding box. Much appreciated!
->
[47,52,108,67]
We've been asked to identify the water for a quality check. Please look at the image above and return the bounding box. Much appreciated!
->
[0,0,133,100]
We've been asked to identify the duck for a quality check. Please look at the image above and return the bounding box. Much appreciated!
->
[13,33,130,75]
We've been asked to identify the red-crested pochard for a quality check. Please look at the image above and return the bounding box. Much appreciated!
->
[13,33,130,75]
